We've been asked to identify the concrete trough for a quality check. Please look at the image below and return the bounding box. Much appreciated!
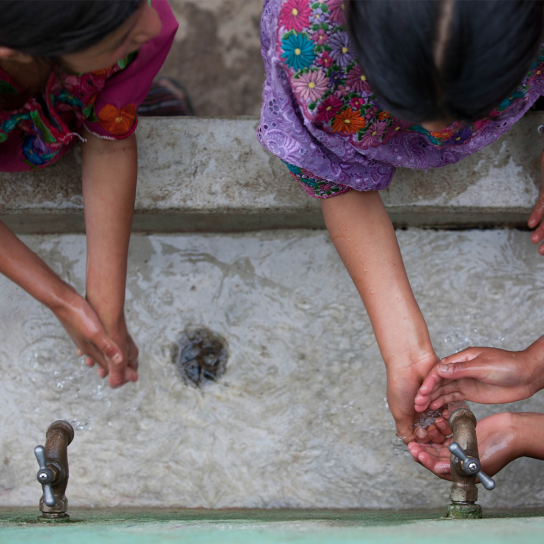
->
[1,114,544,511]
[1,113,543,233]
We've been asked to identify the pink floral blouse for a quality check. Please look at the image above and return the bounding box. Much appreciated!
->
[0,0,178,172]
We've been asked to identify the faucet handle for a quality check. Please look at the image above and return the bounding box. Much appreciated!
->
[34,445,57,507]
[449,442,496,491]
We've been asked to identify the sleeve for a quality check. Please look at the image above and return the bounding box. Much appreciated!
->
[257,0,395,197]
[282,160,351,199]
[84,0,178,140]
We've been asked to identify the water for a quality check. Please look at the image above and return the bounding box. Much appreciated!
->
[0,229,544,509]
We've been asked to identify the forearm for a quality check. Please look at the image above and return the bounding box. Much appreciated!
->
[513,413,544,461]
[81,130,137,329]
[321,190,434,368]
[0,219,74,310]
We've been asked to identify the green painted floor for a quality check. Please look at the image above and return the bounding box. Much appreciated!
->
[1,508,544,544]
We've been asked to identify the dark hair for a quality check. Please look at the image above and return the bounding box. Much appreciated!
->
[347,0,544,123]
[0,0,141,110]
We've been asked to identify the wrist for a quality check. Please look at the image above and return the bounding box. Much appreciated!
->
[506,413,527,460]
[87,304,125,333]
[85,296,125,332]
[42,278,79,316]
[524,339,544,395]
[384,345,438,376]
[513,413,544,460]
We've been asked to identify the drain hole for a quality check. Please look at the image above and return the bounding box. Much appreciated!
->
[172,327,228,387]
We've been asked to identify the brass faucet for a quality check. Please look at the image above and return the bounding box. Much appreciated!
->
[34,420,75,520]
[446,407,495,519]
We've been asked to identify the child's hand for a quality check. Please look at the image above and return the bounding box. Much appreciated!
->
[53,288,125,379]
[528,148,544,254]
[387,353,452,445]
[408,412,520,480]
[83,315,139,388]
[414,347,540,412]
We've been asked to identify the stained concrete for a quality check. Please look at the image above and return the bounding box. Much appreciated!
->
[158,0,265,117]
[1,114,544,233]
[0,229,544,510]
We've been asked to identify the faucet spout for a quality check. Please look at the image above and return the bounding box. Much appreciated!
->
[445,407,495,519]
[448,408,479,509]
[34,420,74,520]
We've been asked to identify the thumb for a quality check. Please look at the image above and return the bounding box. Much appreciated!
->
[395,418,417,445]
[437,360,483,380]
[96,334,124,367]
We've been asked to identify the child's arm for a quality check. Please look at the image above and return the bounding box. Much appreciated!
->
[408,412,544,480]
[80,129,140,388]
[527,148,544,254]
[414,341,544,411]
[0,219,123,371]
[321,190,443,443]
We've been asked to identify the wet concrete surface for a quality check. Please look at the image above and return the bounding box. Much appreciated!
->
[1,229,544,510]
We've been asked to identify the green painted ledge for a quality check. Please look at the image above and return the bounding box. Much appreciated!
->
[1,508,544,544]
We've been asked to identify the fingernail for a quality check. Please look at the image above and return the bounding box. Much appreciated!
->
[436,419,447,430]
[438,364,451,373]
[113,354,123,364]
[416,428,426,438]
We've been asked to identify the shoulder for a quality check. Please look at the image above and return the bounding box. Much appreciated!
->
[83,0,178,140]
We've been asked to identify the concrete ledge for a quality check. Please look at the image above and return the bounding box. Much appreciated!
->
[1,114,543,233]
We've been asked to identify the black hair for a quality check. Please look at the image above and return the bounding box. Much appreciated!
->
[0,0,142,111]
[347,0,544,123]
[0,0,142,57]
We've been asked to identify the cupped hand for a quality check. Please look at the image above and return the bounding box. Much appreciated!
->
[414,346,538,412]
[53,288,125,382]
[528,148,544,253]
[408,412,520,480]
[83,316,139,388]
[387,353,452,445]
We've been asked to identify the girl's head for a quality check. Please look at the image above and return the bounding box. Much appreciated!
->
[0,0,161,73]
[347,0,544,128]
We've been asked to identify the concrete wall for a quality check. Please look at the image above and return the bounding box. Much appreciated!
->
[1,115,543,233]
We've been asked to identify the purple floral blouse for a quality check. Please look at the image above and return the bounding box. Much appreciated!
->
[258,0,544,197]
[0,0,177,172]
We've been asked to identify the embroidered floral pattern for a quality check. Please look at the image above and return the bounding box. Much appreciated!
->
[293,69,329,101]
[328,0,346,24]
[331,107,366,133]
[97,104,137,136]
[260,0,544,197]
[279,0,312,32]
[0,57,134,169]
[283,160,351,197]
[281,31,316,70]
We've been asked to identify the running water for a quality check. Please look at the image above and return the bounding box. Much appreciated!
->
[1,229,544,509]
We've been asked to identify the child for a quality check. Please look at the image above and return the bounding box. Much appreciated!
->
[0,1,177,388]
[258,0,544,443]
